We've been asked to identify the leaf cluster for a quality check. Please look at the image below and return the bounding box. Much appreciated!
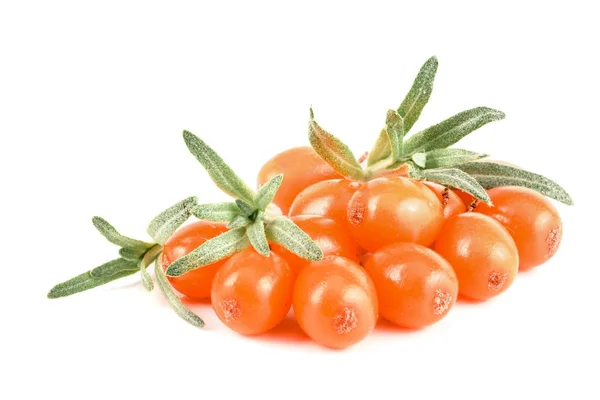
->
[309,56,572,205]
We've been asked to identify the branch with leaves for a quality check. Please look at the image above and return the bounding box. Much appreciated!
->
[48,131,325,330]
[309,56,573,206]
[164,131,323,277]
[47,194,209,326]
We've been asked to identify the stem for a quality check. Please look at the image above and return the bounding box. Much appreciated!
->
[141,244,164,267]
[366,156,412,180]
[263,203,283,223]
[140,244,163,291]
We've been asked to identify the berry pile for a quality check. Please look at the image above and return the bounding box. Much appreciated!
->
[48,56,572,349]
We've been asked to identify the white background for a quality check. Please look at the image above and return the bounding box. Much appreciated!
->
[1,1,599,399]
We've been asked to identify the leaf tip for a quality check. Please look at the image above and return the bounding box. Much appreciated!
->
[164,264,182,278]
[182,130,200,148]
[485,107,506,120]
[564,194,575,206]
[142,279,154,292]
[386,109,401,122]
[309,106,314,120]
[427,55,439,68]
[47,287,59,299]
[272,173,284,185]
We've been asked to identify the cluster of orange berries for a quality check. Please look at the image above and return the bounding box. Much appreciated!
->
[160,147,563,349]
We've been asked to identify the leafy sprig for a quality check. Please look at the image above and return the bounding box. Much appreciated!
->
[309,56,573,205]
[165,131,323,277]
[48,200,205,328]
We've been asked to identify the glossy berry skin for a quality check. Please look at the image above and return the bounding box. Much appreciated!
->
[434,213,519,301]
[293,256,378,349]
[363,243,458,329]
[257,147,341,215]
[270,215,360,276]
[474,186,563,271]
[289,179,360,225]
[423,181,467,221]
[161,221,228,299]
[348,177,444,252]
[453,189,476,209]
[211,248,294,335]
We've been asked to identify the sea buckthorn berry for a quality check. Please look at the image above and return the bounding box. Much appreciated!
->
[293,256,378,349]
[161,220,229,299]
[434,213,519,301]
[347,177,444,252]
[257,147,341,214]
[474,186,563,271]
[289,179,361,225]
[211,248,294,335]
[423,181,467,221]
[363,243,458,329]
[270,215,360,276]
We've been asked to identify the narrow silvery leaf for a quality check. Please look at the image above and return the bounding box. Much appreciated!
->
[235,199,256,217]
[155,259,205,328]
[398,56,438,133]
[247,220,270,257]
[92,217,153,251]
[366,128,392,167]
[140,268,153,291]
[138,245,162,292]
[227,215,251,229]
[119,247,146,261]
[410,167,491,204]
[255,174,283,210]
[147,196,197,245]
[183,130,256,205]
[165,228,249,277]
[192,202,240,222]
[411,152,427,168]
[309,109,365,181]
[48,262,138,299]
[403,107,505,154]
[424,148,488,169]
[90,258,140,278]
[456,162,574,205]
[386,110,405,162]
[265,217,323,262]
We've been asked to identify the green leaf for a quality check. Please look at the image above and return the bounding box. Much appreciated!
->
[386,110,405,163]
[398,56,438,133]
[138,245,162,292]
[309,109,365,181]
[403,107,505,154]
[456,162,574,205]
[48,260,138,299]
[119,247,146,261]
[366,128,392,167]
[424,148,488,169]
[227,215,251,229]
[147,196,197,245]
[154,258,205,328]
[411,152,427,168]
[247,219,270,257]
[265,217,323,262]
[255,174,283,210]
[92,217,153,251]
[191,202,240,222]
[183,130,256,205]
[165,228,250,277]
[410,166,491,204]
[90,258,140,278]
[235,199,256,217]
